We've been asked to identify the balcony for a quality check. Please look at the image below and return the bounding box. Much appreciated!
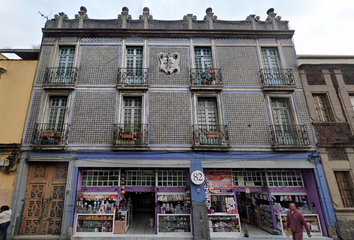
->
[259,68,296,91]
[42,67,77,89]
[269,125,312,151]
[192,124,230,151]
[190,68,223,90]
[116,68,149,90]
[113,123,148,150]
[32,123,70,150]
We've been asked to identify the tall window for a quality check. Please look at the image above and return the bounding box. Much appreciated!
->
[126,47,143,84]
[262,48,283,85]
[195,47,212,70]
[197,97,219,145]
[271,98,296,145]
[335,171,354,207]
[313,94,331,122]
[123,97,142,126]
[56,46,75,83]
[48,97,67,131]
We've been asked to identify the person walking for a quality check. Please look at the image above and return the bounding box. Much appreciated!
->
[285,203,312,240]
[0,205,12,240]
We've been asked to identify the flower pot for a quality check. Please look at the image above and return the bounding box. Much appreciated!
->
[201,81,206,85]
[41,132,54,138]
[208,68,215,74]
[137,132,143,138]
[54,137,61,144]
[244,233,249,238]
[121,133,134,139]
[206,133,219,139]
[207,81,211,85]
[54,133,62,138]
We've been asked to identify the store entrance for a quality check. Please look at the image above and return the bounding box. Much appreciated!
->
[237,192,275,236]
[126,192,155,234]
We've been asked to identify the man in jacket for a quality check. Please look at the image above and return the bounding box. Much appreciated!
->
[0,205,12,240]
[285,203,312,240]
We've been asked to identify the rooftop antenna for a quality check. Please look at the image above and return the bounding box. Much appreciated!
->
[38,10,51,21]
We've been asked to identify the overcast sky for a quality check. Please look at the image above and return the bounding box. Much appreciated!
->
[1,0,353,55]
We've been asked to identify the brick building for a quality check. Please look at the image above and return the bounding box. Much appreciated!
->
[8,6,336,240]
[298,55,354,240]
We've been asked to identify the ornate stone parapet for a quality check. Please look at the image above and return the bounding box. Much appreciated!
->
[75,6,88,28]
[54,12,68,28]
[118,7,131,28]
[203,7,217,29]
[139,7,153,29]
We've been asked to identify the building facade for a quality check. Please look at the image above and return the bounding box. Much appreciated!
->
[298,55,354,240]
[0,51,38,207]
[9,6,336,240]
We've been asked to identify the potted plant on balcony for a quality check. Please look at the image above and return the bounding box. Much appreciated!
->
[54,133,62,143]
[136,124,143,138]
[201,71,207,85]
[121,122,135,139]
[206,131,219,139]
[41,128,55,138]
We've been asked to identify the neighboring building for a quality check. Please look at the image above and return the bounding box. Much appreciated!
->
[298,55,354,240]
[0,50,38,207]
[9,6,336,240]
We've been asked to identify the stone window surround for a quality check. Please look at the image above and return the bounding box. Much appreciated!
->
[265,92,301,126]
[117,91,147,125]
[39,91,73,126]
[257,42,287,70]
[312,93,333,122]
[191,92,224,126]
[50,40,80,69]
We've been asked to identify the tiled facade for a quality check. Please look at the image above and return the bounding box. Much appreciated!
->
[9,6,338,240]
[298,56,354,240]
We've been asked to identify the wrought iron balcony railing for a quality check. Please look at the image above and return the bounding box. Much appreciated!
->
[259,68,295,87]
[190,68,223,86]
[113,123,148,146]
[32,123,70,146]
[117,68,149,85]
[43,67,78,85]
[193,124,229,147]
[269,125,310,147]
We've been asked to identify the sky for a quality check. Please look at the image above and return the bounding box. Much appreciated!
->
[1,0,353,55]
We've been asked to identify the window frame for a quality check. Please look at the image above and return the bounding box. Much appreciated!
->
[51,43,79,69]
[192,92,224,126]
[194,47,213,70]
[117,92,147,125]
[266,93,300,127]
[39,92,73,125]
[334,171,354,208]
[123,43,146,69]
[312,93,332,122]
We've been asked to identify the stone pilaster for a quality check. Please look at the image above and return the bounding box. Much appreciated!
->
[183,14,196,29]
[203,7,216,29]
[139,7,152,29]
[74,6,88,28]
[118,7,131,29]
[54,12,68,28]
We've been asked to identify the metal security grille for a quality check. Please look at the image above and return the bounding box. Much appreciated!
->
[123,170,155,186]
[157,170,188,187]
[81,170,120,187]
[266,170,304,187]
[232,171,267,187]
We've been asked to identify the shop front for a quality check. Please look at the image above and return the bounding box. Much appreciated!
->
[72,168,192,237]
[204,169,326,238]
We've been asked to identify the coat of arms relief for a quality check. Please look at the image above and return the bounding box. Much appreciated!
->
[158,52,180,75]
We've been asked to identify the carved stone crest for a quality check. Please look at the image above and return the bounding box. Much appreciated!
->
[158,52,180,75]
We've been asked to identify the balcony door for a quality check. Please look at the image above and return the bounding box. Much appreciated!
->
[56,47,75,83]
[271,98,295,145]
[262,48,283,85]
[48,97,67,133]
[197,97,219,145]
[195,48,212,84]
[126,47,143,84]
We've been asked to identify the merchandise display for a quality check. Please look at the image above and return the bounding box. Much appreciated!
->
[157,194,190,214]
[260,204,274,233]
[208,214,241,234]
[157,214,191,233]
[76,214,114,233]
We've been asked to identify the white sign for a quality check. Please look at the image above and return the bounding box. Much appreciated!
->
[191,170,205,185]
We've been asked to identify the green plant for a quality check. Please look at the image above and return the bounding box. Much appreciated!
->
[206,131,219,134]
[244,224,249,235]
[123,122,135,134]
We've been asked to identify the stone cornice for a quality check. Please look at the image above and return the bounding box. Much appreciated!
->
[42,28,294,39]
